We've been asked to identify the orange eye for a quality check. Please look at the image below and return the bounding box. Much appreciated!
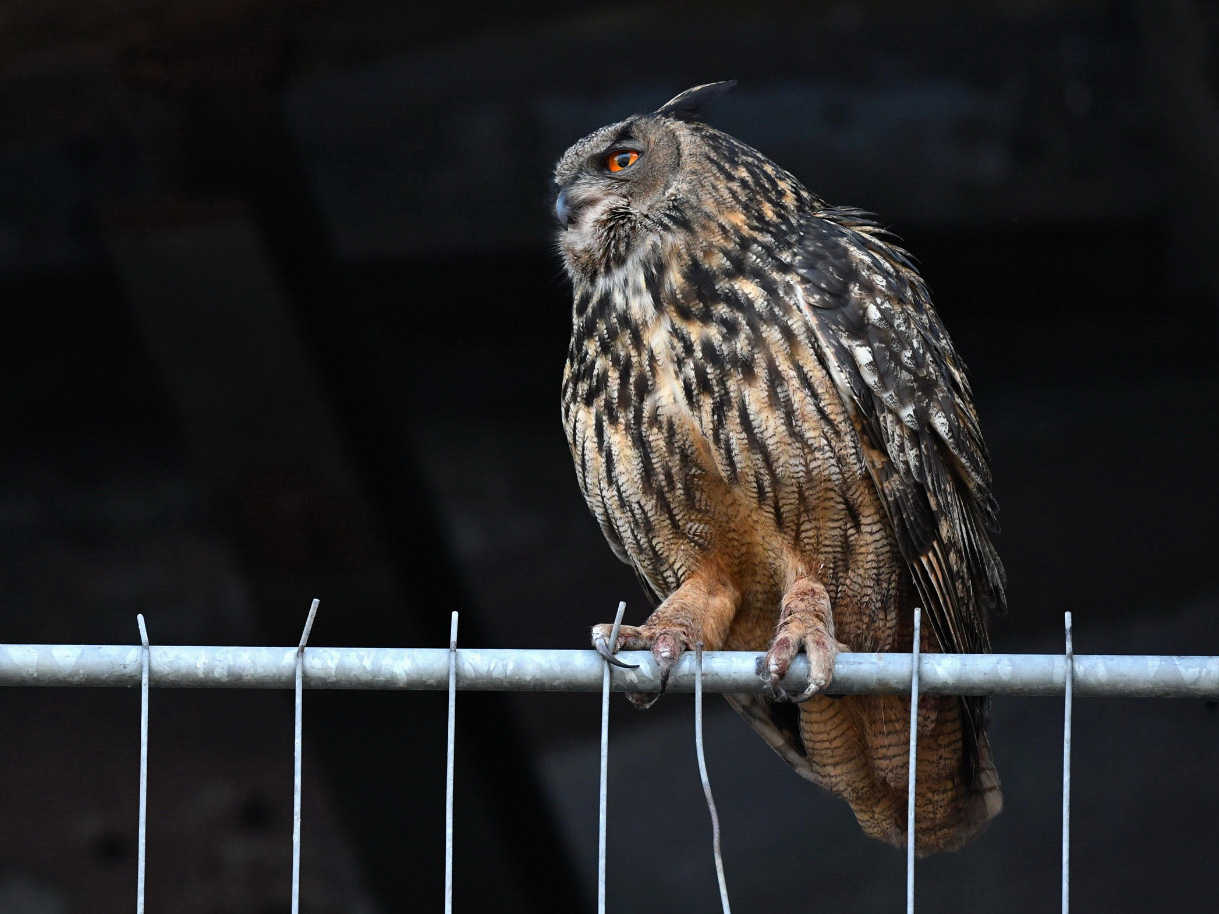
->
[606,150,640,172]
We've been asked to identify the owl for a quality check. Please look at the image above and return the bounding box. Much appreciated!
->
[555,82,1005,853]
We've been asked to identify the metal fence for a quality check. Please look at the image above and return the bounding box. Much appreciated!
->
[4,602,1219,914]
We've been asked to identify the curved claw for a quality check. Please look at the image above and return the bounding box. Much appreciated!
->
[761,679,823,703]
[782,680,825,703]
[780,657,835,703]
[756,653,829,703]
[756,655,789,702]
[595,637,640,669]
[628,646,678,708]
[658,664,673,693]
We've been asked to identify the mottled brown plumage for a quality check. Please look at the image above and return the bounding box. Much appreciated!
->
[555,82,1005,853]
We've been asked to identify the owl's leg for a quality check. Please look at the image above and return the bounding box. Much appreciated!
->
[592,566,738,708]
[759,574,848,702]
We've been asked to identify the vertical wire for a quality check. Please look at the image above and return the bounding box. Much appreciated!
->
[1062,611,1074,914]
[136,614,149,914]
[694,643,731,914]
[445,611,459,914]
[598,602,627,914]
[906,608,922,914]
[292,598,319,914]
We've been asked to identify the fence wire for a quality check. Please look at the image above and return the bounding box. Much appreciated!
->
[1062,612,1074,914]
[135,615,149,914]
[3,605,1217,914]
[906,609,921,914]
[291,599,318,914]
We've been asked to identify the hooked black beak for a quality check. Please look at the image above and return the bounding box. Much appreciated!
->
[555,189,572,227]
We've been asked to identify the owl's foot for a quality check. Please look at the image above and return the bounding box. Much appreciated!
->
[759,576,845,702]
[759,631,846,702]
[591,622,694,709]
[592,567,737,708]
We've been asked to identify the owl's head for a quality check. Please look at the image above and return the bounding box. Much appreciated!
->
[553,81,747,280]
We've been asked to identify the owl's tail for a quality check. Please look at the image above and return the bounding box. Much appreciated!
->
[896,692,1004,855]
[724,689,1001,854]
[949,730,1004,850]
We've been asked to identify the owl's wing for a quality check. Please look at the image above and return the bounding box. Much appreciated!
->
[793,209,1006,659]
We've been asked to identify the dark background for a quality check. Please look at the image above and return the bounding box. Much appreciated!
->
[1,1,1218,912]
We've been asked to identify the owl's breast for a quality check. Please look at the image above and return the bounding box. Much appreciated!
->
[562,256,899,615]
[562,294,719,596]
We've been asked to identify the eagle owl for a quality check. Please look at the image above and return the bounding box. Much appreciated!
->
[555,82,1005,854]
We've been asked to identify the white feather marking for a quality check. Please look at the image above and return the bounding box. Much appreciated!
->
[898,401,918,429]
[932,408,952,440]
[852,343,880,391]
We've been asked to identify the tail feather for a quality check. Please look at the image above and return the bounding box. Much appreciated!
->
[725,690,1002,855]
[949,732,1003,849]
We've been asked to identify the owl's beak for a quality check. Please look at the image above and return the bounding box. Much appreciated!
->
[555,189,572,227]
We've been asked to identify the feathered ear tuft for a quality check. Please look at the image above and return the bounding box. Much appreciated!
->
[655,81,737,121]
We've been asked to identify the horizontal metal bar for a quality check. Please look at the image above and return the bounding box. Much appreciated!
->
[1,645,1218,697]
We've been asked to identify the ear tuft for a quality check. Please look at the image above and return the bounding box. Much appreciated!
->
[654,81,737,121]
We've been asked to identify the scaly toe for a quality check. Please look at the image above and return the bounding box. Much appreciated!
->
[652,631,682,666]
[759,636,799,701]
[629,629,688,705]
[785,645,837,702]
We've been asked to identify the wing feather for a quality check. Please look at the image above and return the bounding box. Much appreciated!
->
[793,208,1006,659]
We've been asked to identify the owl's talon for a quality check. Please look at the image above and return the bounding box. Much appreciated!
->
[591,624,641,669]
[783,673,830,704]
[628,649,676,708]
[756,654,790,702]
[594,637,639,669]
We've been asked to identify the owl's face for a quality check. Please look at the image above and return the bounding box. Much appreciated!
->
[552,82,809,284]
[553,114,686,279]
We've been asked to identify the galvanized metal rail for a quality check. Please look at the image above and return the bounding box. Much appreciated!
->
[2,644,1216,697]
[3,609,1211,914]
